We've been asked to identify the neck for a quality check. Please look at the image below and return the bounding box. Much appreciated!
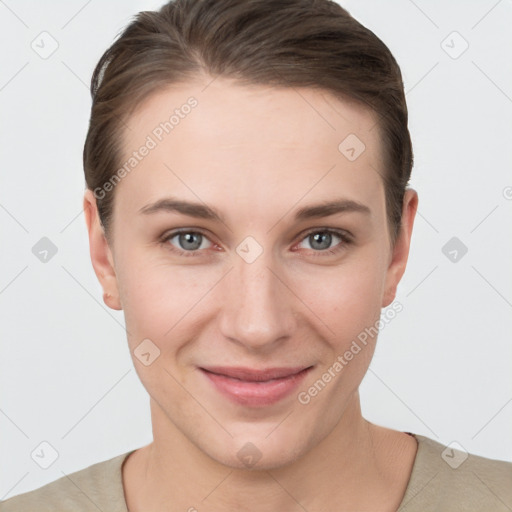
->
[123,391,415,511]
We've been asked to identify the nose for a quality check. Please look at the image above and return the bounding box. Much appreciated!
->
[218,248,297,352]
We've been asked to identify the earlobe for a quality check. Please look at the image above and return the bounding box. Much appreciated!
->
[83,189,122,311]
[381,188,419,309]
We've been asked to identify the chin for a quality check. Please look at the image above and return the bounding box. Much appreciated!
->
[201,429,309,471]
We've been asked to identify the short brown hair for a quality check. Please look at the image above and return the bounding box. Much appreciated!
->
[83,0,413,248]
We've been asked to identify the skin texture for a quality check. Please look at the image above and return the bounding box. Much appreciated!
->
[84,75,419,511]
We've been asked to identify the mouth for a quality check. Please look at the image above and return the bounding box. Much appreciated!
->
[199,365,313,407]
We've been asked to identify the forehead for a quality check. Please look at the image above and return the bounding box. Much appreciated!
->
[124,77,380,150]
[115,77,385,222]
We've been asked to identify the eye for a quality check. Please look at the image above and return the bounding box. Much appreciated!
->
[295,228,352,256]
[159,227,353,258]
[161,229,214,257]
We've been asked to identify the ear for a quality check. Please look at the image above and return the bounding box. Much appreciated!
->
[381,188,419,308]
[83,189,122,310]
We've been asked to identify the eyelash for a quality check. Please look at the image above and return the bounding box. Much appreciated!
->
[159,227,353,259]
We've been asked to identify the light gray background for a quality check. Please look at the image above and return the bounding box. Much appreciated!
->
[1,0,511,499]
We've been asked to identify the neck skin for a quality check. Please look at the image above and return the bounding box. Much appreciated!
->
[122,391,418,512]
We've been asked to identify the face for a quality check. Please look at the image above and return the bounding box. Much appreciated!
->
[84,76,417,470]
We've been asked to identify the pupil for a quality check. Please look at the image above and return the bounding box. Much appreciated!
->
[181,232,201,250]
[311,232,331,250]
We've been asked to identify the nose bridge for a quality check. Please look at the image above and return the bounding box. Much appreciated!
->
[218,245,295,349]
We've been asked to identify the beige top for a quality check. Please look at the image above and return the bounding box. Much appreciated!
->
[1,434,511,511]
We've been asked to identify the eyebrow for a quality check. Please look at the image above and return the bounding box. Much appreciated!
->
[294,199,371,220]
[138,196,371,222]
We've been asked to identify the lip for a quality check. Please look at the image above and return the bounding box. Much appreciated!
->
[199,366,313,407]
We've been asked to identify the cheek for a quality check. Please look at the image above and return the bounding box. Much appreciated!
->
[294,253,385,341]
[117,239,387,352]
[295,261,385,403]
[116,249,217,345]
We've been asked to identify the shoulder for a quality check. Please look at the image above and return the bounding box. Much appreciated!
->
[398,434,512,512]
[0,451,133,512]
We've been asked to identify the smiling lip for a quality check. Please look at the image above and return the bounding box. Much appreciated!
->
[199,366,313,406]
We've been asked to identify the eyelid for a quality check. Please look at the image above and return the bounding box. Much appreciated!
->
[297,226,353,243]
